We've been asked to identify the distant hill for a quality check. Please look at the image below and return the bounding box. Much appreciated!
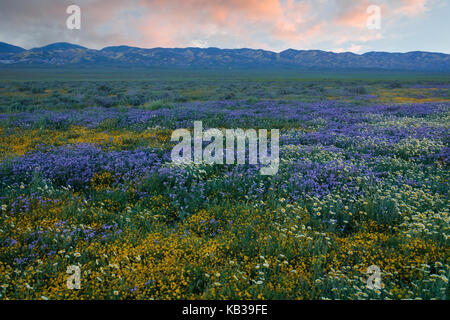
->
[0,42,449,71]
[0,42,26,62]
[0,42,25,53]
[32,42,87,51]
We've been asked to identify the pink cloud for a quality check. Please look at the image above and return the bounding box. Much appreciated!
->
[132,0,332,50]
[0,0,434,52]
[334,1,372,29]
[396,0,428,16]
[334,0,429,29]
[73,0,433,50]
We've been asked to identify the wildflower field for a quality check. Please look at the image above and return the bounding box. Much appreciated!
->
[0,73,449,300]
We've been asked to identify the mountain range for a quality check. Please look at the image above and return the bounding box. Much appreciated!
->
[0,42,449,71]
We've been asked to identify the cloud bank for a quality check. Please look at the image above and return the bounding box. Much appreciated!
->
[0,0,446,53]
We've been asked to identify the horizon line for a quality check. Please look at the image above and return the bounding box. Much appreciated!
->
[1,41,449,56]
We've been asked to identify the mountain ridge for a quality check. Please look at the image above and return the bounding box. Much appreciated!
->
[0,42,26,54]
[0,42,449,71]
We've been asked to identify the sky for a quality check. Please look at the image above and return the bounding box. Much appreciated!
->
[0,0,449,53]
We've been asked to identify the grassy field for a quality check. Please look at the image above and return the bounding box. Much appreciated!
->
[0,69,449,299]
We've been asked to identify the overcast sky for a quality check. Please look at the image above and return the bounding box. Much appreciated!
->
[0,0,449,53]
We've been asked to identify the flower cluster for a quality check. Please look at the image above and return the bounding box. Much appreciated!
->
[0,81,448,300]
